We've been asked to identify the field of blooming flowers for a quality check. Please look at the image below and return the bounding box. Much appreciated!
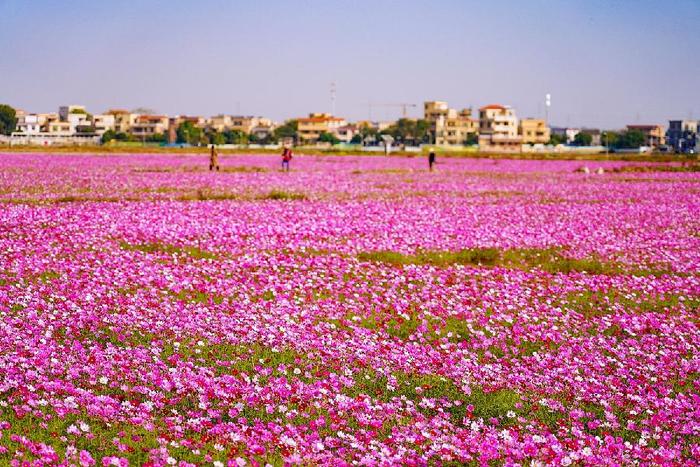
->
[0,152,699,466]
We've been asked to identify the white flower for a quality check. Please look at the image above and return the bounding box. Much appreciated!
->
[99,376,109,385]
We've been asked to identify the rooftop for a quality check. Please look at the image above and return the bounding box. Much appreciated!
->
[479,104,508,111]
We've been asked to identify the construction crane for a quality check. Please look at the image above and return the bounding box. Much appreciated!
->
[368,102,418,120]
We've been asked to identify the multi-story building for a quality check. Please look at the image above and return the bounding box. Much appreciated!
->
[424,101,478,145]
[626,124,665,147]
[130,115,169,139]
[334,125,358,143]
[666,120,698,153]
[59,105,86,121]
[519,118,551,144]
[207,115,233,133]
[15,114,43,134]
[436,110,478,145]
[92,114,116,135]
[478,104,521,152]
[107,110,139,133]
[47,121,72,134]
[67,112,92,133]
[297,113,346,142]
[424,101,450,122]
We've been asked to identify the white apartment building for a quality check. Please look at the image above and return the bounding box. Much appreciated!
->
[92,114,116,135]
[478,104,522,152]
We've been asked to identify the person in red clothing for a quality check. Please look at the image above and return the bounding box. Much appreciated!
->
[281,147,293,172]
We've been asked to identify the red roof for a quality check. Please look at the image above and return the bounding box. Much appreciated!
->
[479,104,507,111]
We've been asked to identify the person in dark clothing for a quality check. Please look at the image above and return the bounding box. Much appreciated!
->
[209,145,220,171]
[281,147,293,172]
[428,150,436,171]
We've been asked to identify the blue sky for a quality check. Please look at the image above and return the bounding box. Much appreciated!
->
[1,0,698,128]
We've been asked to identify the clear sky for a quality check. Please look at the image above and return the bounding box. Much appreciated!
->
[1,0,698,128]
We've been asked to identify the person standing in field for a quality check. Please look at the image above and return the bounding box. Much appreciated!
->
[281,147,293,172]
[428,150,436,171]
[209,144,220,172]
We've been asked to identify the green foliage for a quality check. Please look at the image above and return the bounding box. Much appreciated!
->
[261,190,308,201]
[346,371,522,424]
[548,133,567,145]
[145,133,166,143]
[208,131,226,145]
[119,241,217,260]
[223,129,248,144]
[464,133,479,145]
[350,134,363,144]
[381,118,430,145]
[101,130,116,143]
[602,131,619,148]
[318,131,340,144]
[176,121,203,145]
[0,104,17,136]
[69,108,87,114]
[358,247,626,274]
[573,132,593,146]
[102,130,137,143]
[273,119,298,141]
[616,129,646,149]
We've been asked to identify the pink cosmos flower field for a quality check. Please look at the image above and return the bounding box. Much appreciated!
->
[0,152,699,466]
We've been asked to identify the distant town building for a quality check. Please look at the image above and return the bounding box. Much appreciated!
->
[424,101,478,145]
[15,114,43,135]
[551,127,582,144]
[130,115,169,139]
[626,124,665,147]
[334,124,358,143]
[519,118,551,144]
[666,120,698,153]
[424,101,450,121]
[92,114,116,135]
[297,113,346,142]
[107,110,139,133]
[478,104,521,152]
[59,105,86,121]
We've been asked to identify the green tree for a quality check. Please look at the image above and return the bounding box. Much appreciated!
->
[273,120,298,141]
[601,131,619,149]
[616,129,645,149]
[465,133,479,145]
[0,104,17,136]
[382,118,431,145]
[548,133,567,145]
[573,132,593,146]
[145,133,166,143]
[318,132,339,144]
[223,129,248,144]
[176,121,203,145]
[101,129,117,143]
[350,134,363,144]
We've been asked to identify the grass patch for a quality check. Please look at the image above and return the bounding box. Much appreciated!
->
[177,190,242,201]
[560,290,700,319]
[358,247,621,274]
[119,241,217,260]
[259,190,308,201]
[345,371,521,425]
